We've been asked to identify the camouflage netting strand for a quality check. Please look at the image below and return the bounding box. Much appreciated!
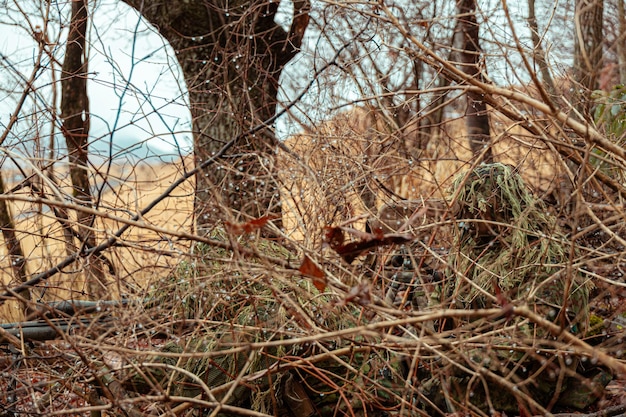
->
[448,163,586,323]
[423,163,610,414]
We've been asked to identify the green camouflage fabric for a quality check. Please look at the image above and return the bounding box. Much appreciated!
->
[448,163,589,335]
[422,163,609,414]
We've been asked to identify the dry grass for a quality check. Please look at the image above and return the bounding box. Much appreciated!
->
[0,107,563,317]
[0,158,194,321]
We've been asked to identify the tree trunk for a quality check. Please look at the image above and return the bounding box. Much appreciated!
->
[0,174,31,313]
[61,0,107,298]
[407,20,459,157]
[457,0,492,163]
[573,0,604,117]
[528,0,557,97]
[415,46,455,155]
[121,1,310,236]
[618,0,626,85]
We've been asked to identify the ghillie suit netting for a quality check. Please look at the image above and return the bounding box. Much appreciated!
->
[422,163,611,414]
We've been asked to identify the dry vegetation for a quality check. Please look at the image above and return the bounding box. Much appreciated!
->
[2,103,626,416]
[4,0,626,414]
[280,106,561,245]
[0,158,194,321]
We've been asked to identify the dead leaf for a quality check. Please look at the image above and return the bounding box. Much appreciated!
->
[224,215,277,235]
[334,282,372,307]
[334,233,413,264]
[324,225,412,263]
[299,255,326,292]
[323,226,345,250]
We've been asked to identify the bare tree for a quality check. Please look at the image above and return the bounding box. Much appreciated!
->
[2,1,626,415]
[0,174,31,312]
[120,1,310,235]
[456,0,492,162]
[528,0,557,96]
[615,0,626,85]
[60,0,108,298]
[573,0,604,117]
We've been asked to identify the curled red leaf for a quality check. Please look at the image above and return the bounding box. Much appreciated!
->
[323,226,345,250]
[299,255,326,292]
[224,214,277,235]
[324,226,412,264]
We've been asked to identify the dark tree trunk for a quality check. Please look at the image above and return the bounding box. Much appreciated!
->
[407,20,458,157]
[121,1,310,236]
[457,0,492,163]
[0,174,31,312]
[573,0,604,117]
[61,0,107,298]
[414,55,453,154]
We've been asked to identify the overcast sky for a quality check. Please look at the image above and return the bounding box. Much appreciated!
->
[0,1,192,167]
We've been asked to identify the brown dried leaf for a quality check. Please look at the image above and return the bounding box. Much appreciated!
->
[337,282,371,307]
[323,226,345,250]
[335,233,412,264]
[299,255,326,292]
[224,215,277,235]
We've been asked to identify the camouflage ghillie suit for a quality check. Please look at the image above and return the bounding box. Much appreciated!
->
[422,163,610,414]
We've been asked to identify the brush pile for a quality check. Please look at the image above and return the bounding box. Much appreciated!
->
[116,164,612,416]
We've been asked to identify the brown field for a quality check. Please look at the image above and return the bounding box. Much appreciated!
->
[0,158,195,321]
